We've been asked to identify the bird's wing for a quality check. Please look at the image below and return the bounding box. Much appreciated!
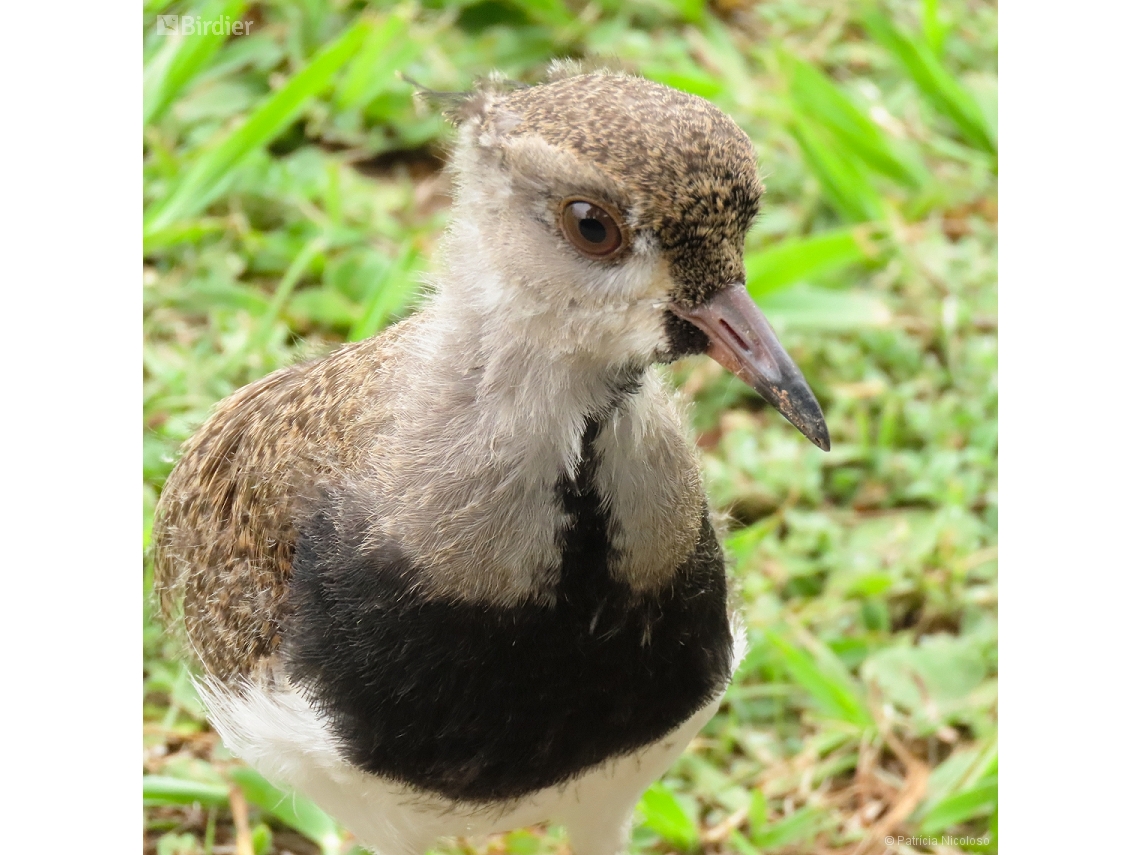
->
[152,322,414,680]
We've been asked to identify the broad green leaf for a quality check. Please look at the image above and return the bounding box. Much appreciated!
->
[863,11,996,155]
[144,18,370,243]
[746,227,875,297]
[861,633,989,734]
[637,782,700,852]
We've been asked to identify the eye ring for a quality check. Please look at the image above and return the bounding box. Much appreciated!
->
[558,198,626,260]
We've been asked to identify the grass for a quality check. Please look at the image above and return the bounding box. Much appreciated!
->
[143,0,997,852]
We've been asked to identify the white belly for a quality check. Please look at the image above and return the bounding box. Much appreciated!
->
[197,620,745,855]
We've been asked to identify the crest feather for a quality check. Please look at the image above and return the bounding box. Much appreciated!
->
[406,71,526,127]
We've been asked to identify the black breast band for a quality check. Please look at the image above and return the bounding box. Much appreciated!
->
[283,418,732,803]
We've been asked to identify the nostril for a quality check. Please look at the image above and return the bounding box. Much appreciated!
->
[718,318,751,353]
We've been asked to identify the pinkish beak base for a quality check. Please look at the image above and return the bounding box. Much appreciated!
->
[670,283,830,451]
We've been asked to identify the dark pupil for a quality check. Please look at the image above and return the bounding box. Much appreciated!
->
[578,216,607,244]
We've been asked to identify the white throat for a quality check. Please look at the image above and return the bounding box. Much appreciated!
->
[344,256,704,606]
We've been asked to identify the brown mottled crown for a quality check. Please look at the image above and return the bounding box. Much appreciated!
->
[462,71,764,306]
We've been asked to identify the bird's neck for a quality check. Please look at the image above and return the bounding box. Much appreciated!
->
[404,288,646,488]
[358,280,702,606]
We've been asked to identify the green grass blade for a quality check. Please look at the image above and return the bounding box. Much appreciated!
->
[763,628,874,727]
[348,238,422,341]
[788,118,885,223]
[922,0,948,54]
[745,226,875,297]
[143,775,230,807]
[916,738,998,833]
[759,285,891,332]
[863,11,995,154]
[141,218,229,254]
[729,830,762,855]
[239,234,327,364]
[751,805,829,849]
[919,779,998,833]
[637,782,700,852]
[748,787,769,831]
[144,0,249,127]
[643,64,723,100]
[783,52,927,188]
[144,18,369,243]
[962,737,998,788]
[230,767,343,855]
[512,0,575,28]
[652,0,706,24]
[333,8,416,111]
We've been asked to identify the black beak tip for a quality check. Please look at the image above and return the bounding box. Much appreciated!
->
[782,382,830,452]
[811,425,831,452]
[791,407,830,452]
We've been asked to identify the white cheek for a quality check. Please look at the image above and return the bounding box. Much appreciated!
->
[571,230,666,310]
[440,176,675,363]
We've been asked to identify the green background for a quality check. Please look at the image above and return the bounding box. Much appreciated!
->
[143,0,997,852]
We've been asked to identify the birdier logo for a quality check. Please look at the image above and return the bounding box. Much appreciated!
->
[156,15,251,36]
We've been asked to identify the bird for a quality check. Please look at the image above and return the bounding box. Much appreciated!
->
[152,65,829,855]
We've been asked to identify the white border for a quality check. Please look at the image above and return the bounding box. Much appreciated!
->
[1002,0,1140,848]
[1,2,138,845]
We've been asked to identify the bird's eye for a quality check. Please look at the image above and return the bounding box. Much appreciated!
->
[559,199,625,259]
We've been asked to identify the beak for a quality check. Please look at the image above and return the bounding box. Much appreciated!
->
[670,283,830,451]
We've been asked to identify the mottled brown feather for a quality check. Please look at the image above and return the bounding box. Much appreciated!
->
[480,71,763,303]
[153,320,418,678]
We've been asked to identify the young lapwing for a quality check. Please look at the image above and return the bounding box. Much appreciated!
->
[153,67,828,855]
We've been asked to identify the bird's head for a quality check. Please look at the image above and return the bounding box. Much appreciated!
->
[432,67,829,450]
